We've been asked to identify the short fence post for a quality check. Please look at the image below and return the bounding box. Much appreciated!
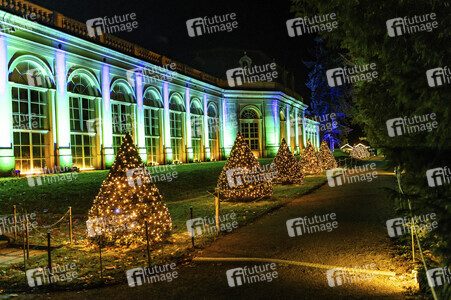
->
[47,232,52,284]
[14,205,17,240]
[69,207,73,245]
[190,206,194,248]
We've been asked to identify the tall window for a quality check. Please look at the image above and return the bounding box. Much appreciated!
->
[240,109,260,151]
[68,72,100,169]
[111,82,135,154]
[297,113,303,152]
[144,89,162,164]
[290,113,296,152]
[169,96,184,162]
[207,104,219,160]
[190,100,203,162]
[280,110,286,142]
[10,61,51,172]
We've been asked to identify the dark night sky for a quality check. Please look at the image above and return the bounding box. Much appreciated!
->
[28,0,315,100]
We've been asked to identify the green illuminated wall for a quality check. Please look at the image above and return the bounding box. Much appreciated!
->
[0,9,319,176]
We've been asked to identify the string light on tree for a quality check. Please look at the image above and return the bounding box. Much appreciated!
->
[299,139,322,175]
[318,140,338,170]
[350,144,370,159]
[88,132,171,245]
[217,132,273,201]
[271,138,304,184]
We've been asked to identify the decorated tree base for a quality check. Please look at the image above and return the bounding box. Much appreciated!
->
[217,132,273,202]
[299,140,322,175]
[271,138,303,184]
[318,140,338,170]
[88,132,171,245]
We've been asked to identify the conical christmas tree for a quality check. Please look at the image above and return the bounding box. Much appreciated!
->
[88,132,171,245]
[217,132,273,201]
[318,140,338,170]
[350,144,370,159]
[299,140,322,175]
[271,138,303,184]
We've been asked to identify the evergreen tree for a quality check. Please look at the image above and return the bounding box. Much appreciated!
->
[299,140,322,175]
[217,133,273,201]
[303,37,351,150]
[318,140,338,170]
[271,138,304,184]
[88,132,171,245]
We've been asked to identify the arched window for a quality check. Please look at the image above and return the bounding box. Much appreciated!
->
[190,99,203,162]
[10,59,52,172]
[240,108,260,151]
[169,94,184,162]
[143,88,162,164]
[67,71,100,169]
[111,81,135,154]
[207,103,220,160]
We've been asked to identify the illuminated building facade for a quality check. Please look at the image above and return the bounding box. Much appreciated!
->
[0,1,319,175]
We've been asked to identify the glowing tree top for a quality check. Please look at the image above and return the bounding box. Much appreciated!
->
[318,140,338,170]
[299,139,322,175]
[88,132,171,245]
[271,138,303,184]
[217,132,273,202]
[350,144,370,159]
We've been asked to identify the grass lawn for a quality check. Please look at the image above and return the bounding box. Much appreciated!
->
[0,158,327,293]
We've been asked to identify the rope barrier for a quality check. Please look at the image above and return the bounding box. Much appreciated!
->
[395,167,438,300]
[13,208,71,241]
